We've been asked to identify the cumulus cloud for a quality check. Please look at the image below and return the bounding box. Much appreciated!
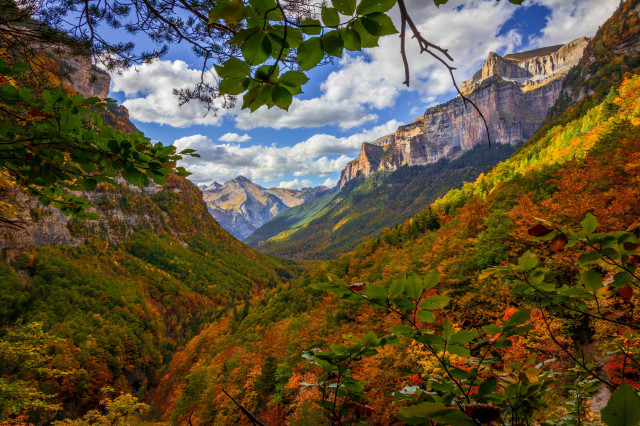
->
[219,132,252,142]
[110,60,231,128]
[279,178,313,189]
[173,120,401,184]
[529,0,619,47]
[321,177,339,188]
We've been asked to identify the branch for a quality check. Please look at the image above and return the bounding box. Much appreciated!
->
[221,389,266,426]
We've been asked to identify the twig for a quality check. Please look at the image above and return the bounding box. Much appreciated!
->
[221,389,267,426]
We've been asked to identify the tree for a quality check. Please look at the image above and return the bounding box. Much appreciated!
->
[3,0,523,113]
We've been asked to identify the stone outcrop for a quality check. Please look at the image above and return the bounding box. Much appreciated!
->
[203,176,335,240]
[60,55,111,99]
[337,38,590,188]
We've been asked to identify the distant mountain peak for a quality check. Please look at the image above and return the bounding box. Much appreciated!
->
[202,176,335,239]
[337,38,590,189]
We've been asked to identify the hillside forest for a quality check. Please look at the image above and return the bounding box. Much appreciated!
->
[2,0,640,425]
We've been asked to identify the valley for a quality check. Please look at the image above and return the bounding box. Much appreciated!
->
[1,0,640,425]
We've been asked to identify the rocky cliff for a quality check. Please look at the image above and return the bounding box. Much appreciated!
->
[203,176,335,240]
[337,38,590,188]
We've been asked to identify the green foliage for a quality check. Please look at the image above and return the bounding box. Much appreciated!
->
[0,59,196,219]
[52,388,149,425]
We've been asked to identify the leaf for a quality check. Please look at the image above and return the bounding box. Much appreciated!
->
[397,402,458,425]
[578,251,601,266]
[582,269,603,293]
[360,12,397,36]
[388,278,404,297]
[417,309,436,323]
[271,85,293,110]
[601,382,640,426]
[241,31,271,65]
[618,284,633,302]
[321,6,340,27]
[297,37,324,70]
[365,283,387,303]
[356,0,397,15]
[340,28,362,51]
[582,212,598,235]
[449,330,478,345]
[549,233,568,252]
[351,19,379,47]
[420,295,450,310]
[300,18,322,35]
[321,31,344,57]
[332,0,356,15]
[528,223,553,237]
[423,269,440,290]
[508,308,531,326]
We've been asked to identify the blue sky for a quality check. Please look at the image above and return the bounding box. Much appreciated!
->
[106,0,618,189]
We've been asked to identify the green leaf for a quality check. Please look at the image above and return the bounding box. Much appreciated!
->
[366,283,387,303]
[508,308,531,326]
[582,212,598,235]
[398,402,458,425]
[423,269,440,290]
[321,6,340,27]
[356,0,397,15]
[241,31,272,65]
[582,269,603,293]
[333,0,356,15]
[340,28,362,51]
[297,37,325,70]
[417,309,436,323]
[601,382,640,426]
[517,251,538,271]
[420,294,450,310]
[361,12,397,36]
[321,31,344,57]
[300,18,322,35]
[208,0,247,25]
[578,251,601,266]
[271,85,293,110]
[446,344,470,357]
[482,324,501,334]
[388,277,404,297]
[449,330,478,345]
[351,19,379,47]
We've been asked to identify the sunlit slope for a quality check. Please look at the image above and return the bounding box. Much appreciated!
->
[250,143,516,260]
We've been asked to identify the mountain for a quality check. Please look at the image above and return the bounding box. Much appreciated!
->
[337,37,590,188]
[247,39,589,259]
[151,2,640,423]
[246,143,516,258]
[202,175,335,239]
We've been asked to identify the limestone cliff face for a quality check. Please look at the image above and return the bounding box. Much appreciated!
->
[203,176,335,240]
[337,38,589,188]
[60,55,111,99]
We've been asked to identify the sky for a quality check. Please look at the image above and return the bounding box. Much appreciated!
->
[106,0,619,190]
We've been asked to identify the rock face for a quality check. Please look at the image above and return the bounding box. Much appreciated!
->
[203,176,335,240]
[337,38,590,188]
[60,55,111,99]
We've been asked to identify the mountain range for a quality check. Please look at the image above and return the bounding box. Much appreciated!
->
[245,37,590,258]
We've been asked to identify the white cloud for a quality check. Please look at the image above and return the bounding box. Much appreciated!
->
[219,132,252,142]
[279,178,313,189]
[321,177,339,188]
[529,0,619,47]
[173,120,401,184]
[110,60,231,128]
